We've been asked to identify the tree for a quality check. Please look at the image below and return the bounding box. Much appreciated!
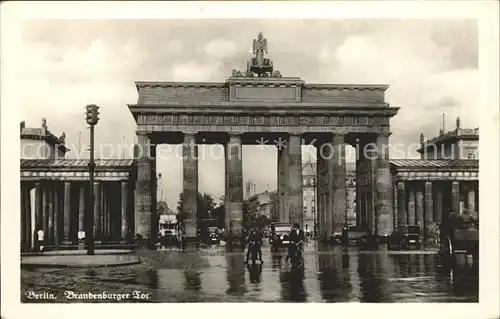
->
[212,204,225,228]
[157,201,170,215]
[207,199,253,232]
[176,191,216,224]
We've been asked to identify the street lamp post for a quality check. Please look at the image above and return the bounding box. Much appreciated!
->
[85,104,100,255]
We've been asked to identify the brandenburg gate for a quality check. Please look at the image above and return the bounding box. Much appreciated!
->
[128,34,399,243]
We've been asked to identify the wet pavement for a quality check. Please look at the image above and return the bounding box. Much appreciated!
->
[21,241,478,303]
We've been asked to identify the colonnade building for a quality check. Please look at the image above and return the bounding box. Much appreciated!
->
[389,118,479,237]
[20,120,135,251]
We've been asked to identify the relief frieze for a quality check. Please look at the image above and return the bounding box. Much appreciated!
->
[140,113,385,127]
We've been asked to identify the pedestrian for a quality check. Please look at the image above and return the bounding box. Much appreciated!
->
[285,223,305,262]
[36,228,45,252]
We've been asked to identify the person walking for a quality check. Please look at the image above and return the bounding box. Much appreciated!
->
[36,228,45,252]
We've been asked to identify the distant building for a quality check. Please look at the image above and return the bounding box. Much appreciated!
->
[248,191,273,220]
[302,161,356,233]
[417,117,479,160]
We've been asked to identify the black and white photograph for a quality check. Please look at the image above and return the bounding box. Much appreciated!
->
[1,1,499,318]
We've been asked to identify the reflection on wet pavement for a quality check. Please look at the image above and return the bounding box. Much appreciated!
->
[21,241,478,303]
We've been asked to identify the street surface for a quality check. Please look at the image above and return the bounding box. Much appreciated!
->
[21,241,478,303]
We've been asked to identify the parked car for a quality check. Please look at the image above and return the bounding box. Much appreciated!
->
[340,225,377,248]
[202,226,220,245]
[269,222,292,250]
[387,225,422,250]
[159,229,180,246]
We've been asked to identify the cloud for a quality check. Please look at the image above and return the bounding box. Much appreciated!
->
[18,19,479,210]
[205,39,237,58]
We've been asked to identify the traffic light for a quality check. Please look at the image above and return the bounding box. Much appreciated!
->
[85,104,100,125]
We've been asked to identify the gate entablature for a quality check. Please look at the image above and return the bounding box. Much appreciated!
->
[132,81,391,106]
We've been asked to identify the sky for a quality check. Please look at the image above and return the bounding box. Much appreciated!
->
[19,19,479,210]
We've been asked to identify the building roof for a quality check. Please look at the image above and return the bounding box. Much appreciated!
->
[390,159,478,169]
[21,159,134,170]
[21,120,69,152]
[417,127,479,154]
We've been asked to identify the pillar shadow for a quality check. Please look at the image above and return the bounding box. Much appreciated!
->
[317,252,352,302]
[279,266,307,302]
[357,253,392,302]
[225,253,247,296]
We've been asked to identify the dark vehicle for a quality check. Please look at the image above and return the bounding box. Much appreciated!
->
[269,222,292,250]
[159,229,180,247]
[439,213,479,265]
[387,225,422,250]
[340,225,377,248]
[204,226,220,245]
[199,219,219,244]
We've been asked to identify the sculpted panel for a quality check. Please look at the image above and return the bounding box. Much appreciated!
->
[139,113,387,128]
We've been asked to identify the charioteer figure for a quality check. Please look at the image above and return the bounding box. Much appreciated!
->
[248,32,274,77]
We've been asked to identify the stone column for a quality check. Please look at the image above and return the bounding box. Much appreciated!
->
[225,133,243,241]
[434,183,444,222]
[150,145,158,240]
[277,142,289,223]
[329,134,347,233]
[287,133,303,226]
[78,186,85,233]
[101,184,106,239]
[407,184,415,225]
[53,183,60,248]
[23,185,32,250]
[355,159,363,227]
[48,185,54,244]
[393,181,398,228]
[415,183,424,234]
[467,183,476,215]
[424,181,433,238]
[359,137,377,233]
[396,181,406,227]
[63,182,71,242]
[316,143,327,240]
[451,181,460,213]
[134,132,152,241]
[183,132,198,239]
[35,182,42,231]
[94,181,102,241]
[121,181,129,241]
[42,184,48,238]
[375,133,393,236]
[21,185,26,249]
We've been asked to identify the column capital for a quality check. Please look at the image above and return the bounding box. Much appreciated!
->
[377,132,393,138]
[332,132,347,137]
[182,130,198,136]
